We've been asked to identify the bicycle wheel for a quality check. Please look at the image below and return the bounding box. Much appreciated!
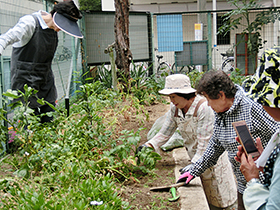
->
[157,62,171,77]
[222,59,234,74]
[180,66,193,74]
[171,63,176,73]
[171,63,185,74]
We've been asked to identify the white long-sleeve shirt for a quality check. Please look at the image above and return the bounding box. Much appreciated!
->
[0,10,50,55]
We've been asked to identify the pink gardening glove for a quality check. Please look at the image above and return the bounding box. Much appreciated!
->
[176,171,194,184]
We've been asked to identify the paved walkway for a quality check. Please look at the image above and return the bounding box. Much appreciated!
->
[172,147,238,210]
[172,147,210,210]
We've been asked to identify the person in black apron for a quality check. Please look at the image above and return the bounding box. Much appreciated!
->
[0,0,83,123]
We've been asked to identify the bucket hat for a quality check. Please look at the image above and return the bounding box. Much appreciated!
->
[53,1,83,38]
[158,74,196,95]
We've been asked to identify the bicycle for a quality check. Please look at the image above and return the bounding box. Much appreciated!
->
[171,63,195,74]
[154,48,172,77]
[221,48,235,74]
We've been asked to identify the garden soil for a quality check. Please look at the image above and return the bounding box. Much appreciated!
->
[119,100,185,209]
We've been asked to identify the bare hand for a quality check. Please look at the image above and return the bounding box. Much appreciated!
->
[239,153,259,182]
[255,137,264,154]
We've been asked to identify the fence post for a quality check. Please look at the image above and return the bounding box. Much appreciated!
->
[150,13,155,75]
[104,42,117,91]
[0,55,3,121]
[148,13,154,76]
[207,12,212,70]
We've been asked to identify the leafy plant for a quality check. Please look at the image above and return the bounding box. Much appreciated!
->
[229,68,250,85]
[218,0,280,54]
[0,66,166,208]
[188,69,204,88]
[0,174,130,209]
[79,0,102,11]
[0,85,44,157]
[97,64,114,89]
[130,61,149,88]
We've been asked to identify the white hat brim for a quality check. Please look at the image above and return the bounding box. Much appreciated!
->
[158,87,196,95]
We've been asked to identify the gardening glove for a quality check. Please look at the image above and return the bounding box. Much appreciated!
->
[136,144,149,154]
[176,171,194,185]
[179,163,193,174]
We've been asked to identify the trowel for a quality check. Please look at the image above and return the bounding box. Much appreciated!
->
[168,187,180,202]
[149,182,185,191]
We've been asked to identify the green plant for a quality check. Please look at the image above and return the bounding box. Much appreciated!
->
[0,175,130,210]
[229,68,250,85]
[97,64,114,89]
[130,61,149,87]
[0,76,164,208]
[218,0,280,54]
[0,86,44,156]
[79,0,102,11]
[188,69,204,88]
[131,72,166,105]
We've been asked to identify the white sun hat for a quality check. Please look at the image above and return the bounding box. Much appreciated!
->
[158,74,196,95]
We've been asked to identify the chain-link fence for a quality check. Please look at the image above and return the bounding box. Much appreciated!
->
[1,1,280,113]
[82,7,280,77]
[151,9,279,75]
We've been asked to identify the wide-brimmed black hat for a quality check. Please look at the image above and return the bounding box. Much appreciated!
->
[53,11,83,38]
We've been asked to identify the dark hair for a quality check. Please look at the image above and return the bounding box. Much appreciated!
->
[176,92,196,100]
[50,0,82,19]
[195,70,237,99]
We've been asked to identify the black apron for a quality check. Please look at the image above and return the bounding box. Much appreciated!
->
[11,14,58,109]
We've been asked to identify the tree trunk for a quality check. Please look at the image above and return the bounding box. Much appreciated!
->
[114,0,132,91]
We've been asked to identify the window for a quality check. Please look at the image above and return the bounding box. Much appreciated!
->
[235,33,257,75]
[217,15,230,45]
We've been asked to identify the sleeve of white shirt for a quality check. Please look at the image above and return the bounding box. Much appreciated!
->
[147,107,177,153]
[0,14,36,54]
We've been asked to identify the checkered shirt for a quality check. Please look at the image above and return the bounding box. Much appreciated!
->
[189,85,280,194]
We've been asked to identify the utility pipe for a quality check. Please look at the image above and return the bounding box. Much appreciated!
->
[213,0,217,69]
[65,37,79,117]
[273,0,277,46]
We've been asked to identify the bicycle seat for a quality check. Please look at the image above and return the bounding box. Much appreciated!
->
[156,55,163,59]
[221,53,227,57]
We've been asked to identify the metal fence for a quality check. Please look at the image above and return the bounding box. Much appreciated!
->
[82,7,280,76]
[151,9,279,75]
[1,1,280,110]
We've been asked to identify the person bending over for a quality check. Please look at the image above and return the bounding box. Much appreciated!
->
[139,74,237,209]
[0,0,83,123]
